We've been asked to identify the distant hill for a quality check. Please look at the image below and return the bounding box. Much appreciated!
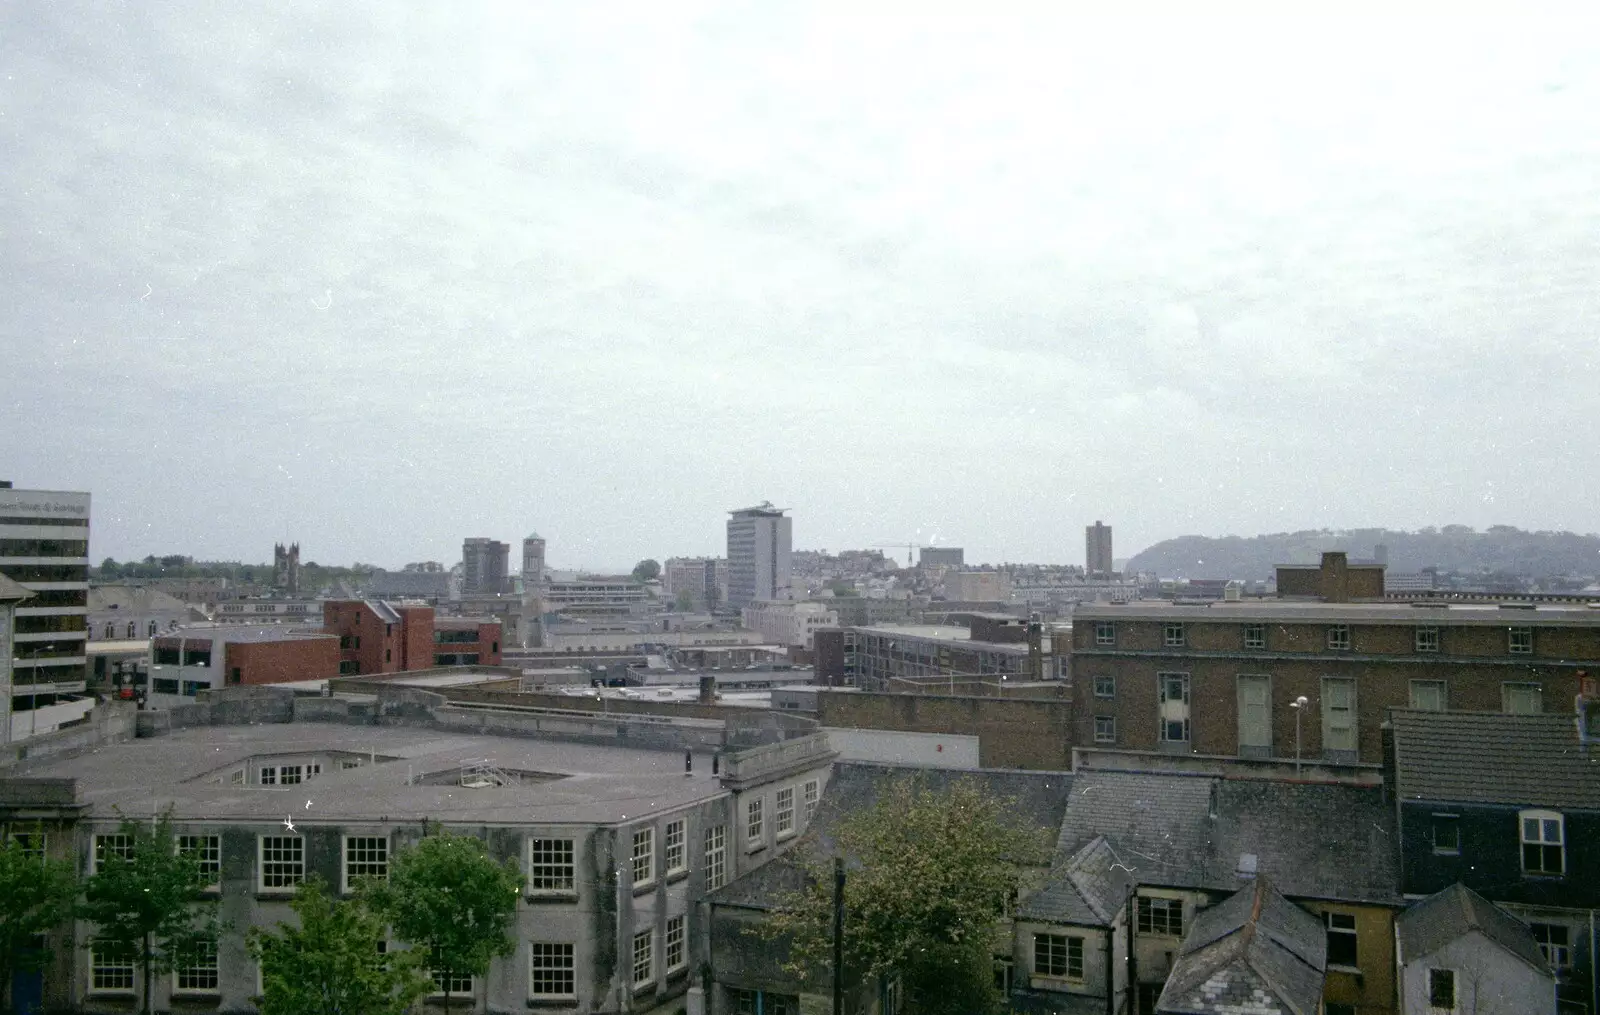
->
[1125,527,1600,581]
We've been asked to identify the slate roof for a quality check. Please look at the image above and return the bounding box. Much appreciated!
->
[88,585,189,613]
[1018,835,1135,926]
[1156,878,1327,1015]
[1390,709,1600,811]
[1397,883,1551,974]
[1056,770,1401,905]
[707,762,1073,912]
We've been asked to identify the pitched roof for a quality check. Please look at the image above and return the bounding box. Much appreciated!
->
[1018,836,1135,926]
[1390,709,1600,811]
[1396,883,1551,974]
[88,585,189,613]
[1156,878,1327,1015]
[0,572,33,603]
[1056,770,1401,905]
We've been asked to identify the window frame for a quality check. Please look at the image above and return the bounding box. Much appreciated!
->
[1326,624,1350,651]
[258,834,305,893]
[1321,676,1358,756]
[705,824,727,890]
[746,797,764,850]
[1092,674,1115,698]
[172,935,219,994]
[1157,672,1190,744]
[665,914,687,973]
[1324,910,1359,969]
[1093,715,1116,744]
[776,788,796,839]
[528,837,576,894]
[1508,626,1534,655]
[1094,621,1115,646]
[1236,673,1272,751]
[1162,622,1186,648]
[1136,895,1184,937]
[803,780,819,821]
[1520,809,1565,876]
[89,939,137,994]
[1243,623,1266,650]
[177,833,222,890]
[1414,626,1439,653]
[1430,814,1460,856]
[342,835,389,893]
[1428,967,1456,1010]
[529,942,577,1000]
[631,928,654,987]
[1502,682,1543,715]
[1031,933,1084,981]
[93,833,134,874]
[664,819,687,876]
[1409,679,1447,711]
[632,827,656,888]
[1531,923,1571,970]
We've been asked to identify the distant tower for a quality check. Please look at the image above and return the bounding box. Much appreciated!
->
[462,538,511,595]
[272,542,301,595]
[1085,522,1113,577]
[522,533,546,587]
[1374,543,1389,566]
[726,502,792,609]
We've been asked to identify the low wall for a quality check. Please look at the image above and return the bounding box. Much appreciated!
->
[0,703,137,769]
[817,690,1072,770]
[1072,747,1384,786]
[822,727,981,769]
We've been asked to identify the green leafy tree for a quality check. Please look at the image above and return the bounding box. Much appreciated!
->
[632,558,661,583]
[249,877,431,1015]
[0,833,79,1013]
[360,828,521,1007]
[765,777,1048,1015]
[80,812,220,1015]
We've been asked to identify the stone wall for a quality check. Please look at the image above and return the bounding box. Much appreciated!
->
[817,690,1073,770]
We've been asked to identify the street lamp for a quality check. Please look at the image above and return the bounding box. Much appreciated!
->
[1290,695,1310,776]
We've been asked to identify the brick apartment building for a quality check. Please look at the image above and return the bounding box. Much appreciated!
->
[322,600,501,676]
[149,627,339,707]
[1071,552,1600,764]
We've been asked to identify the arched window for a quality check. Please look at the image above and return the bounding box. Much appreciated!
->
[1520,809,1564,875]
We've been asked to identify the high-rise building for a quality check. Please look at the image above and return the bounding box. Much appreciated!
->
[0,483,91,743]
[461,537,511,595]
[521,533,546,587]
[726,502,792,609]
[1086,520,1114,576]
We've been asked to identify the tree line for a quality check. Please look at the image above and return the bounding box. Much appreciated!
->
[0,814,519,1015]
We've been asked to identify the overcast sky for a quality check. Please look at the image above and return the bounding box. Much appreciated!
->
[4,5,1599,570]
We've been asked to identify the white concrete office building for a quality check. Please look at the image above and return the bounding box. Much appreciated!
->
[726,504,791,610]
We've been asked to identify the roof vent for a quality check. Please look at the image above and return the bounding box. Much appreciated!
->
[1236,853,1258,880]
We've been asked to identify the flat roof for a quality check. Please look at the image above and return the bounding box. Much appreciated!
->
[156,626,337,644]
[8,723,728,825]
[1073,600,1600,627]
[854,624,1030,651]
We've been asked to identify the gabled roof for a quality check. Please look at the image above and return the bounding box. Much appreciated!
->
[1397,883,1551,975]
[0,572,33,603]
[1156,878,1327,1015]
[1390,709,1600,811]
[1018,835,1134,926]
[1056,770,1401,905]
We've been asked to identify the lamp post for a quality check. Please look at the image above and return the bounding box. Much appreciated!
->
[1290,695,1310,776]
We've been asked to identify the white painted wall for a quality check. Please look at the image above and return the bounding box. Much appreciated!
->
[1400,930,1555,1015]
[823,727,981,768]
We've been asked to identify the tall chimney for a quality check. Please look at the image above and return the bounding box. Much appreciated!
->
[1320,551,1350,603]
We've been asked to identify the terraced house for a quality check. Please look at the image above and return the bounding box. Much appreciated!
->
[1072,552,1600,763]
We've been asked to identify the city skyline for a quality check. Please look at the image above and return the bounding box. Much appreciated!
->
[7,7,1600,568]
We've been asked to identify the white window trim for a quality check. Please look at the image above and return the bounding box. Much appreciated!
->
[1519,808,1565,876]
[1031,932,1085,982]
[171,937,220,994]
[1093,675,1116,698]
[664,819,687,876]
[803,780,820,821]
[177,833,222,891]
[1093,715,1116,744]
[746,798,765,851]
[341,834,390,894]
[665,913,688,973]
[527,837,577,895]
[89,942,137,995]
[704,824,727,890]
[92,833,134,875]
[529,942,578,1000]
[776,788,796,840]
[631,929,655,987]
[1163,623,1185,647]
[258,834,305,893]
[632,827,656,889]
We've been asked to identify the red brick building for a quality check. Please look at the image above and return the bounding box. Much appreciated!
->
[322,600,502,676]
[149,627,339,704]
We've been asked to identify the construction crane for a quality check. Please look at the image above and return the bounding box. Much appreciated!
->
[869,543,925,566]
